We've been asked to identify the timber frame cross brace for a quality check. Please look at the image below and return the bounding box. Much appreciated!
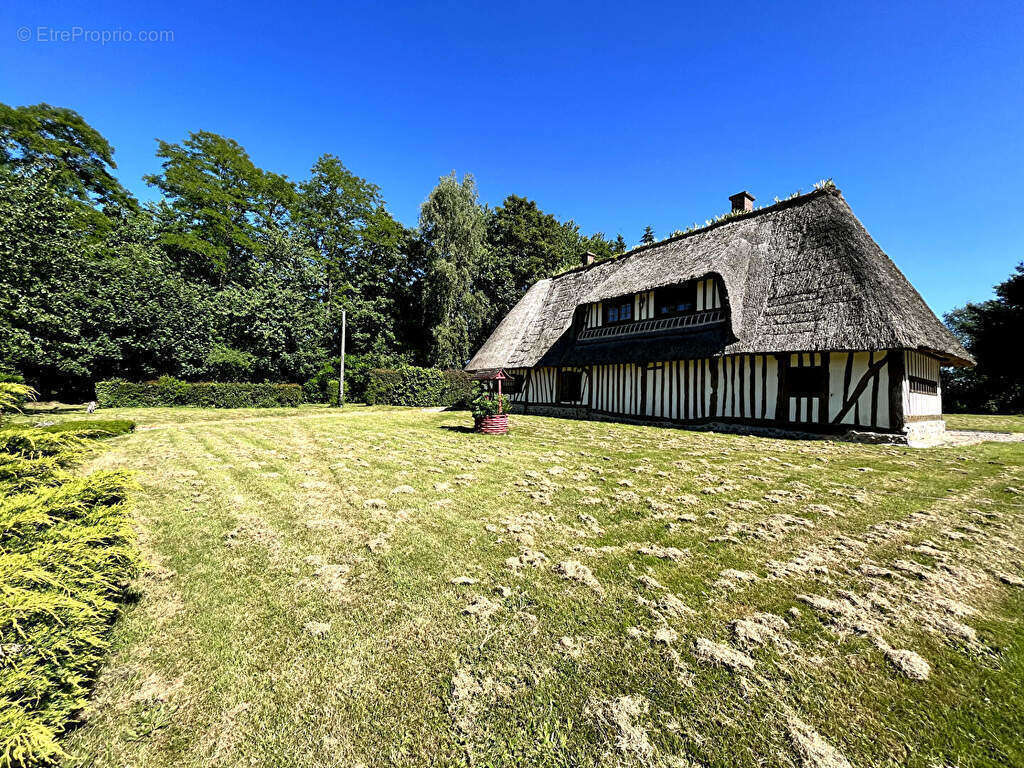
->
[830,354,888,425]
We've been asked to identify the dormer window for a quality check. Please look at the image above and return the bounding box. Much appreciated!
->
[603,298,633,325]
[655,282,698,317]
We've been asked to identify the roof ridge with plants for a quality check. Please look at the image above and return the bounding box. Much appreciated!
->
[554,180,839,278]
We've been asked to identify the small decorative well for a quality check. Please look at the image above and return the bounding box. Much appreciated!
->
[470,369,509,435]
[474,413,509,434]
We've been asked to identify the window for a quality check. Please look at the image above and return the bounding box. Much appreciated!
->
[786,366,826,396]
[501,374,523,395]
[655,282,697,317]
[558,370,583,402]
[909,376,938,395]
[603,298,633,325]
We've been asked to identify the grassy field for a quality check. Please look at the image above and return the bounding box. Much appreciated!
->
[944,413,1024,434]
[25,406,1024,767]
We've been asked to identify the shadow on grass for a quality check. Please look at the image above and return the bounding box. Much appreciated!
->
[438,425,476,434]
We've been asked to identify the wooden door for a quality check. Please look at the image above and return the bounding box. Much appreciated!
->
[782,353,827,425]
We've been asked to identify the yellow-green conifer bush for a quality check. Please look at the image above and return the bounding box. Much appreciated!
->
[0,418,139,768]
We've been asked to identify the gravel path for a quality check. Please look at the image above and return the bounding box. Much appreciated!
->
[934,430,1024,447]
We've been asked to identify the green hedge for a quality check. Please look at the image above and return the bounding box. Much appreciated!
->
[304,353,412,404]
[95,377,303,409]
[364,367,475,408]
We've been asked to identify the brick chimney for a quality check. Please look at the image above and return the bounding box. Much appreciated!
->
[582,251,596,266]
[729,191,755,213]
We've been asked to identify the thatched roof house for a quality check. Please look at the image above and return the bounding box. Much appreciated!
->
[466,186,969,437]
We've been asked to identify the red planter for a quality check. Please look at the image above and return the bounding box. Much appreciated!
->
[474,413,509,435]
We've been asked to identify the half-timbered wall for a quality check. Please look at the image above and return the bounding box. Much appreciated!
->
[696,278,721,311]
[506,350,914,431]
[902,351,942,418]
[824,351,891,429]
[635,290,655,320]
[508,366,590,406]
[613,356,780,421]
[591,363,643,416]
[527,366,558,404]
[582,278,721,328]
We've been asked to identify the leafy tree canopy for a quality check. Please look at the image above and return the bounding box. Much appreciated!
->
[943,261,1024,413]
[481,195,579,320]
[145,130,296,280]
[294,154,411,356]
[419,172,489,369]
[295,154,383,275]
[0,102,136,223]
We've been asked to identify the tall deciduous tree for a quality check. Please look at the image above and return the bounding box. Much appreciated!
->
[580,232,619,261]
[944,262,1024,413]
[294,155,410,355]
[144,131,296,281]
[481,195,580,323]
[419,172,489,369]
[295,154,383,294]
[0,102,136,228]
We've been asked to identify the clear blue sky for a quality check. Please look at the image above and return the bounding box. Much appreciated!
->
[2,0,1021,316]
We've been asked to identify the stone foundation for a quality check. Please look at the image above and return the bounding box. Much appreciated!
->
[508,403,590,420]
[903,418,947,447]
[507,402,911,443]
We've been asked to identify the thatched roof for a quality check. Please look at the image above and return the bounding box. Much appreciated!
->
[466,187,973,372]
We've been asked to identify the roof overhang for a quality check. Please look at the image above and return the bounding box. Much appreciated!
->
[464,368,506,380]
[918,346,975,368]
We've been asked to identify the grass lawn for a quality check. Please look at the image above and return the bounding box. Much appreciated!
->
[944,413,1024,434]
[34,406,1024,767]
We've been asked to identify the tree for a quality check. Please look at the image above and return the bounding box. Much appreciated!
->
[294,155,410,356]
[580,232,618,262]
[614,234,628,254]
[0,167,215,395]
[295,154,383,295]
[641,226,656,245]
[211,230,330,384]
[481,195,581,325]
[943,262,1024,413]
[419,172,489,369]
[145,131,296,281]
[1,101,640,392]
[0,102,136,228]
[341,205,410,355]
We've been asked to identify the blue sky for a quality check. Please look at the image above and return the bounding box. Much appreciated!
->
[2,0,1022,316]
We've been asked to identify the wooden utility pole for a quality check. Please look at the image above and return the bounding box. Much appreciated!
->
[338,309,346,408]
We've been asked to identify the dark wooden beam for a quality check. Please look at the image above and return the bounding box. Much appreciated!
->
[819,351,830,425]
[831,354,888,425]
[710,358,719,418]
[888,349,905,431]
[775,354,788,422]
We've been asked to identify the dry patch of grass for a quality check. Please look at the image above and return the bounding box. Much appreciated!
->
[56,406,1024,768]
